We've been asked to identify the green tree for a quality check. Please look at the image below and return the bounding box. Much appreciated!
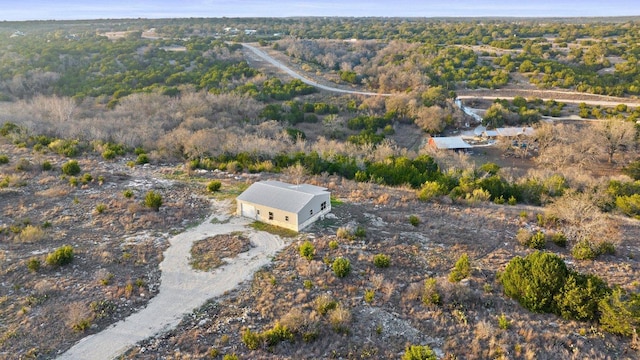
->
[448,253,471,282]
[598,288,640,336]
[500,251,568,313]
[555,273,610,321]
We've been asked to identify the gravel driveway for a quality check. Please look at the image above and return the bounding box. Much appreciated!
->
[58,207,286,360]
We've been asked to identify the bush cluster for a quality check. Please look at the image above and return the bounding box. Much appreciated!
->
[499,251,639,331]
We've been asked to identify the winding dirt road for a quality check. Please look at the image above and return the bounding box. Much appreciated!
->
[58,205,286,360]
[241,43,391,97]
[242,43,640,108]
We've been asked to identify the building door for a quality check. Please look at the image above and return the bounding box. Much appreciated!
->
[241,203,256,218]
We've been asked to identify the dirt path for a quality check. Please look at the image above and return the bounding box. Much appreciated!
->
[57,204,286,360]
[241,43,392,97]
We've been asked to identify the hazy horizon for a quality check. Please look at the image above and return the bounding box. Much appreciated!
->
[2,0,640,21]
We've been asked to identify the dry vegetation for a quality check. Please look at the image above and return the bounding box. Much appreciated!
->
[121,178,640,359]
[0,138,216,358]
[1,17,640,360]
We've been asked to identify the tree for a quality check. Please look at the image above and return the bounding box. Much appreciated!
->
[594,119,636,163]
[283,162,307,185]
[448,253,471,282]
[500,251,568,313]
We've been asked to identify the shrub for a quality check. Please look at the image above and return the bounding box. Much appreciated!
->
[262,322,293,346]
[315,294,337,315]
[328,306,352,333]
[332,257,351,278]
[241,328,261,350]
[69,176,78,187]
[500,251,568,313]
[529,231,546,250]
[27,258,41,272]
[402,345,437,360]
[18,225,45,243]
[373,254,390,268]
[449,253,471,283]
[135,153,149,165]
[46,245,74,266]
[422,278,441,306]
[41,160,52,171]
[598,288,639,336]
[303,280,313,289]
[328,240,339,250]
[354,226,366,238]
[0,154,8,164]
[144,190,163,211]
[299,240,315,261]
[417,181,447,201]
[95,203,107,214]
[102,149,116,160]
[123,189,134,198]
[223,354,238,360]
[551,232,567,247]
[507,196,517,205]
[409,215,420,227]
[80,173,93,185]
[336,227,352,240]
[15,158,32,171]
[572,240,597,260]
[61,160,81,176]
[497,313,511,330]
[555,272,610,321]
[364,289,375,303]
[207,180,222,193]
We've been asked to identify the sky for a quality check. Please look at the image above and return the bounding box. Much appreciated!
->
[2,0,639,21]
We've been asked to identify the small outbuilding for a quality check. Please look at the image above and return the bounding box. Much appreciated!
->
[428,136,473,151]
[236,180,331,232]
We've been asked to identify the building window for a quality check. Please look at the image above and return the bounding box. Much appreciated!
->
[321,201,327,211]
[285,216,289,222]
[269,212,273,220]
[310,209,313,216]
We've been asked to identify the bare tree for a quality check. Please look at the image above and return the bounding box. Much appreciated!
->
[593,119,637,163]
[546,190,620,246]
[283,162,307,185]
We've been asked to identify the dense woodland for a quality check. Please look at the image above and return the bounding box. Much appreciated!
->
[0,17,639,358]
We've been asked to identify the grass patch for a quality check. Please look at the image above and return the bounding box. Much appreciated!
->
[250,221,298,238]
[330,195,344,207]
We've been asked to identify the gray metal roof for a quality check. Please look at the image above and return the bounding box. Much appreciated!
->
[236,180,329,214]
[430,136,472,149]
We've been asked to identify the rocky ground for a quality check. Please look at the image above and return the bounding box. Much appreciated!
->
[121,180,640,360]
[1,136,639,359]
[0,139,218,359]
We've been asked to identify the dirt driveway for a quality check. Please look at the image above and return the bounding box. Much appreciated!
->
[57,202,286,360]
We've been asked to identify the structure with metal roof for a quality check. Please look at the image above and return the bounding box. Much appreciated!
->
[236,180,331,232]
